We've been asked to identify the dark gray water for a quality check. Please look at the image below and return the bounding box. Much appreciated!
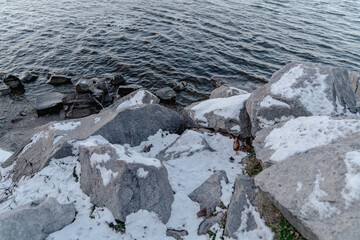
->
[1,0,359,105]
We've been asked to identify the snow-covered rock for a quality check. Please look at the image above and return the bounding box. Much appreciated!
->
[246,62,360,136]
[2,104,183,181]
[255,132,360,240]
[210,86,248,99]
[114,89,159,111]
[0,197,75,240]
[254,116,360,168]
[184,93,251,137]
[78,137,173,223]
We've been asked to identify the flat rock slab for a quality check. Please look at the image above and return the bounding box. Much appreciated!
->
[47,75,72,85]
[0,197,75,240]
[246,62,360,136]
[254,116,360,168]
[210,86,248,99]
[117,84,142,97]
[183,93,251,137]
[79,138,174,223]
[255,132,360,240]
[2,103,184,181]
[35,92,64,116]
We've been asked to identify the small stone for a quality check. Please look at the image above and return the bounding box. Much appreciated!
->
[20,72,38,83]
[116,84,142,97]
[47,75,72,85]
[3,75,25,93]
[171,81,187,92]
[166,229,189,240]
[155,87,176,102]
[110,74,126,86]
[75,79,95,93]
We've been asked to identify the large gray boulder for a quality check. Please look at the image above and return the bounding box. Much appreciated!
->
[0,197,75,240]
[2,102,183,181]
[246,62,360,136]
[78,139,173,223]
[255,132,360,240]
[254,116,360,168]
[188,171,228,216]
[224,175,257,239]
[183,93,251,137]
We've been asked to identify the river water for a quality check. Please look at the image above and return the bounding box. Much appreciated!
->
[1,0,359,105]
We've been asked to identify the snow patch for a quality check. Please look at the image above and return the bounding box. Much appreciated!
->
[258,115,293,129]
[53,135,64,145]
[341,151,360,207]
[19,131,49,156]
[260,95,290,109]
[50,121,81,131]
[301,171,341,219]
[90,153,111,168]
[265,116,360,162]
[137,168,149,178]
[0,149,12,165]
[296,182,303,192]
[94,117,101,124]
[271,64,304,98]
[220,180,233,207]
[96,165,118,186]
[116,90,149,111]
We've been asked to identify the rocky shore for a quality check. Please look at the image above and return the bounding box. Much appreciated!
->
[0,62,359,240]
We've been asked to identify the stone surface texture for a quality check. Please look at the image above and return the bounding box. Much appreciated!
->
[210,86,248,99]
[35,92,64,116]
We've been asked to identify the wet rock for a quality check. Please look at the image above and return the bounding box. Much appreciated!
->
[189,171,228,215]
[184,93,251,137]
[62,93,102,119]
[224,175,257,239]
[0,84,11,96]
[3,75,25,93]
[171,81,188,92]
[246,62,360,137]
[255,132,360,240]
[47,75,72,85]
[110,73,126,86]
[75,78,96,93]
[20,72,38,83]
[35,92,64,116]
[116,84,142,97]
[155,87,176,102]
[79,140,173,223]
[166,229,189,240]
[253,116,360,168]
[2,104,184,181]
[198,212,225,235]
[210,86,248,99]
[0,197,75,240]
[210,75,262,92]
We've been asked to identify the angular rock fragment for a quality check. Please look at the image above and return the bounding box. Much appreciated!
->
[3,74,25,94]
[62,93,102,119]
[117,84,142,97]
[35,92,64,116]
[47,75,72,85]
[79,139,174,223]
[0,197,75,240]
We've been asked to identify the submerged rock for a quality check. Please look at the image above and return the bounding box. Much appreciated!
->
[47,75,72,85]
[20,72,38,83]
[0,197,75,240]
[35,92,64,116]
[79,139,174,223]
[184,93,251,137]
[255,132,360,240]
[246,62,360,136]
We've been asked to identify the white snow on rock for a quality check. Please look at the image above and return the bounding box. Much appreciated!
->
[53,135,64,145]
[264,116,360,162]
[137,168,149,178]
[260,95,290,109]
[19,131,49,156]
[342,151,360,207]
[189,94,250,125]
[90,153,111,168]
[230,198,274,240]
[96,165,118,186]
[296,182,303,192]
[50,121,81,131]
[221,180,233,207]
[258,115,293,129]
[301,171,341,219]
[271,64,304,98]
[116,90,149,111]
[0,149,12,165]
[94,117,101,124]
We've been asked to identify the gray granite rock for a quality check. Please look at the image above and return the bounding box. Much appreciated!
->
[35,92,64,116]
[62,93,102,119]
[2,104,184,181]
[224,175,257,239]
[0,197,75,240]
[155,87,176,102]
[47,75,72,85]
[255,132,360,240]
[114,89,160,111]
[246,62,360,137]
[253,116,360,168]
[20,72,38,83]
[210,86,248,99]
[198,212,225,235]
[183,93,251,137]
[116,84,142,97]
[189,171,228,215]
[79,141,173,223]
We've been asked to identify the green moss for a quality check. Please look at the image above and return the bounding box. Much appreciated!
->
[108,219,126,233]
[243,146,263,177]
[273,218,304,240]
[207,230,216,240]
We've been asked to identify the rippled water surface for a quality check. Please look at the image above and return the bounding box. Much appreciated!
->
[1,0,359,104]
